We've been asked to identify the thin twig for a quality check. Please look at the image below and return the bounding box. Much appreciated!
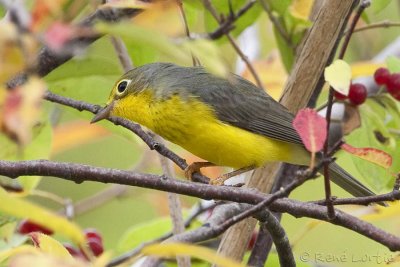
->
[176,0,200,66]
[311,190,400,206]
[208,0,257,40]
[259,0,293,48]
[226,33,264,89]
[202,0,264,89]
[110,36,134,70]
[348,20,400,34]
[158,141,191,267]
[215,158,331,232]
[322,0,371,220]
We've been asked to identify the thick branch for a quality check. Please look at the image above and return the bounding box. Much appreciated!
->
[1,159,400,251]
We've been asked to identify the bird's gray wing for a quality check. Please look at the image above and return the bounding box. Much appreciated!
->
[166,66,303,145]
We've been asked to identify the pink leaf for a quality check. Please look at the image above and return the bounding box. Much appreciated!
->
[44,22,75,51]
[293,108,327,153]
[341,143,392,169]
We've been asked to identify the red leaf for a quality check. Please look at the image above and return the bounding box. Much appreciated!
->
[293,108,327,153]
[341,143,392,169]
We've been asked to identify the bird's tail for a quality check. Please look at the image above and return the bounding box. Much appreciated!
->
[328,162,375,197]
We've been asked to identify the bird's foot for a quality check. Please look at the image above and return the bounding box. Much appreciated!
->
[184,162,215,181]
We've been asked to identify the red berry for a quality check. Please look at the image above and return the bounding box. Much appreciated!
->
[334,90,348,100]
[84,228,102,243]
[348,83,367,105]
[387,73,400,100]
[87,237,104,256]
[18,220,54,235]
[374,67,391,85]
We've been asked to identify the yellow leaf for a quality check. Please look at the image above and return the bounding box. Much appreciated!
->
[241,52,288,100]
[142,243,246,267]
[290,0,313,20]
[8,253,88,267]
[361,202,400,221]
[0,245,39,263]
[30,233,73,259]
[351,62,385,78]
[101,0,150,9]
[324,59,352,96]
[52,121,110,155]
[0,188,85,245]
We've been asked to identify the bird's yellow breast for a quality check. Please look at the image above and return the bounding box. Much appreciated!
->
[112,92,309,168]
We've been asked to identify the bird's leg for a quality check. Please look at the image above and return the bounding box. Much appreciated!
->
[211,165,256,185]
[184,162,215,180]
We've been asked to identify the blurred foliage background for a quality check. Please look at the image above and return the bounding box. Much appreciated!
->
[1,0,400,266]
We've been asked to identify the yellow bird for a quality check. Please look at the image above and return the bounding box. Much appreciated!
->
[91,62,373,197]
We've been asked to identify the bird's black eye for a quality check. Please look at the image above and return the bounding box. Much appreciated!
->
[117,80,129,94]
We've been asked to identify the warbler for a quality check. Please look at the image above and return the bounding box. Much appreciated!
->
[91,62,373,197]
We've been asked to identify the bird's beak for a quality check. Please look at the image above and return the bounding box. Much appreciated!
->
[91,101,114,123]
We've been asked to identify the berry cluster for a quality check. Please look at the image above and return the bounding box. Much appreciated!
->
[18,220,104,259]
[334,67,400,104]
[374,67,400,100]
[334,83,367,105]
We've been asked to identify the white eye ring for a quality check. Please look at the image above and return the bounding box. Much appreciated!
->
[116,79,131,95]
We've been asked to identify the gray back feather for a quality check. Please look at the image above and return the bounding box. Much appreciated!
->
[124,62,303,145]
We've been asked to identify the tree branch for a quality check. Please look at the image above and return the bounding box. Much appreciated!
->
[208,0,257,40]
[257,211,295,267]
[1,159,400,251]
[6,6,142,88]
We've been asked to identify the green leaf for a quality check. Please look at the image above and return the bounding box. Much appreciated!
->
[117,217,172,253]
[0,188,85,245]
[267,0,292,16]
[45,37,123,105]
[360,12,370,24]
[0,6,5,17]
[386,56,400,73]
[370,0,391,14]
[96,22,228,77]
[117,216,201,254]
[0,118,52,191]
[43,37,138,140]
[345,96,400,191]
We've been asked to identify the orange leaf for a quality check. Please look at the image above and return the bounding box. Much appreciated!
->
[52,121,110,155]
[30,0,66,31]
[293,108,327,153]
[341,143,392,169]
[241,52,287,100]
